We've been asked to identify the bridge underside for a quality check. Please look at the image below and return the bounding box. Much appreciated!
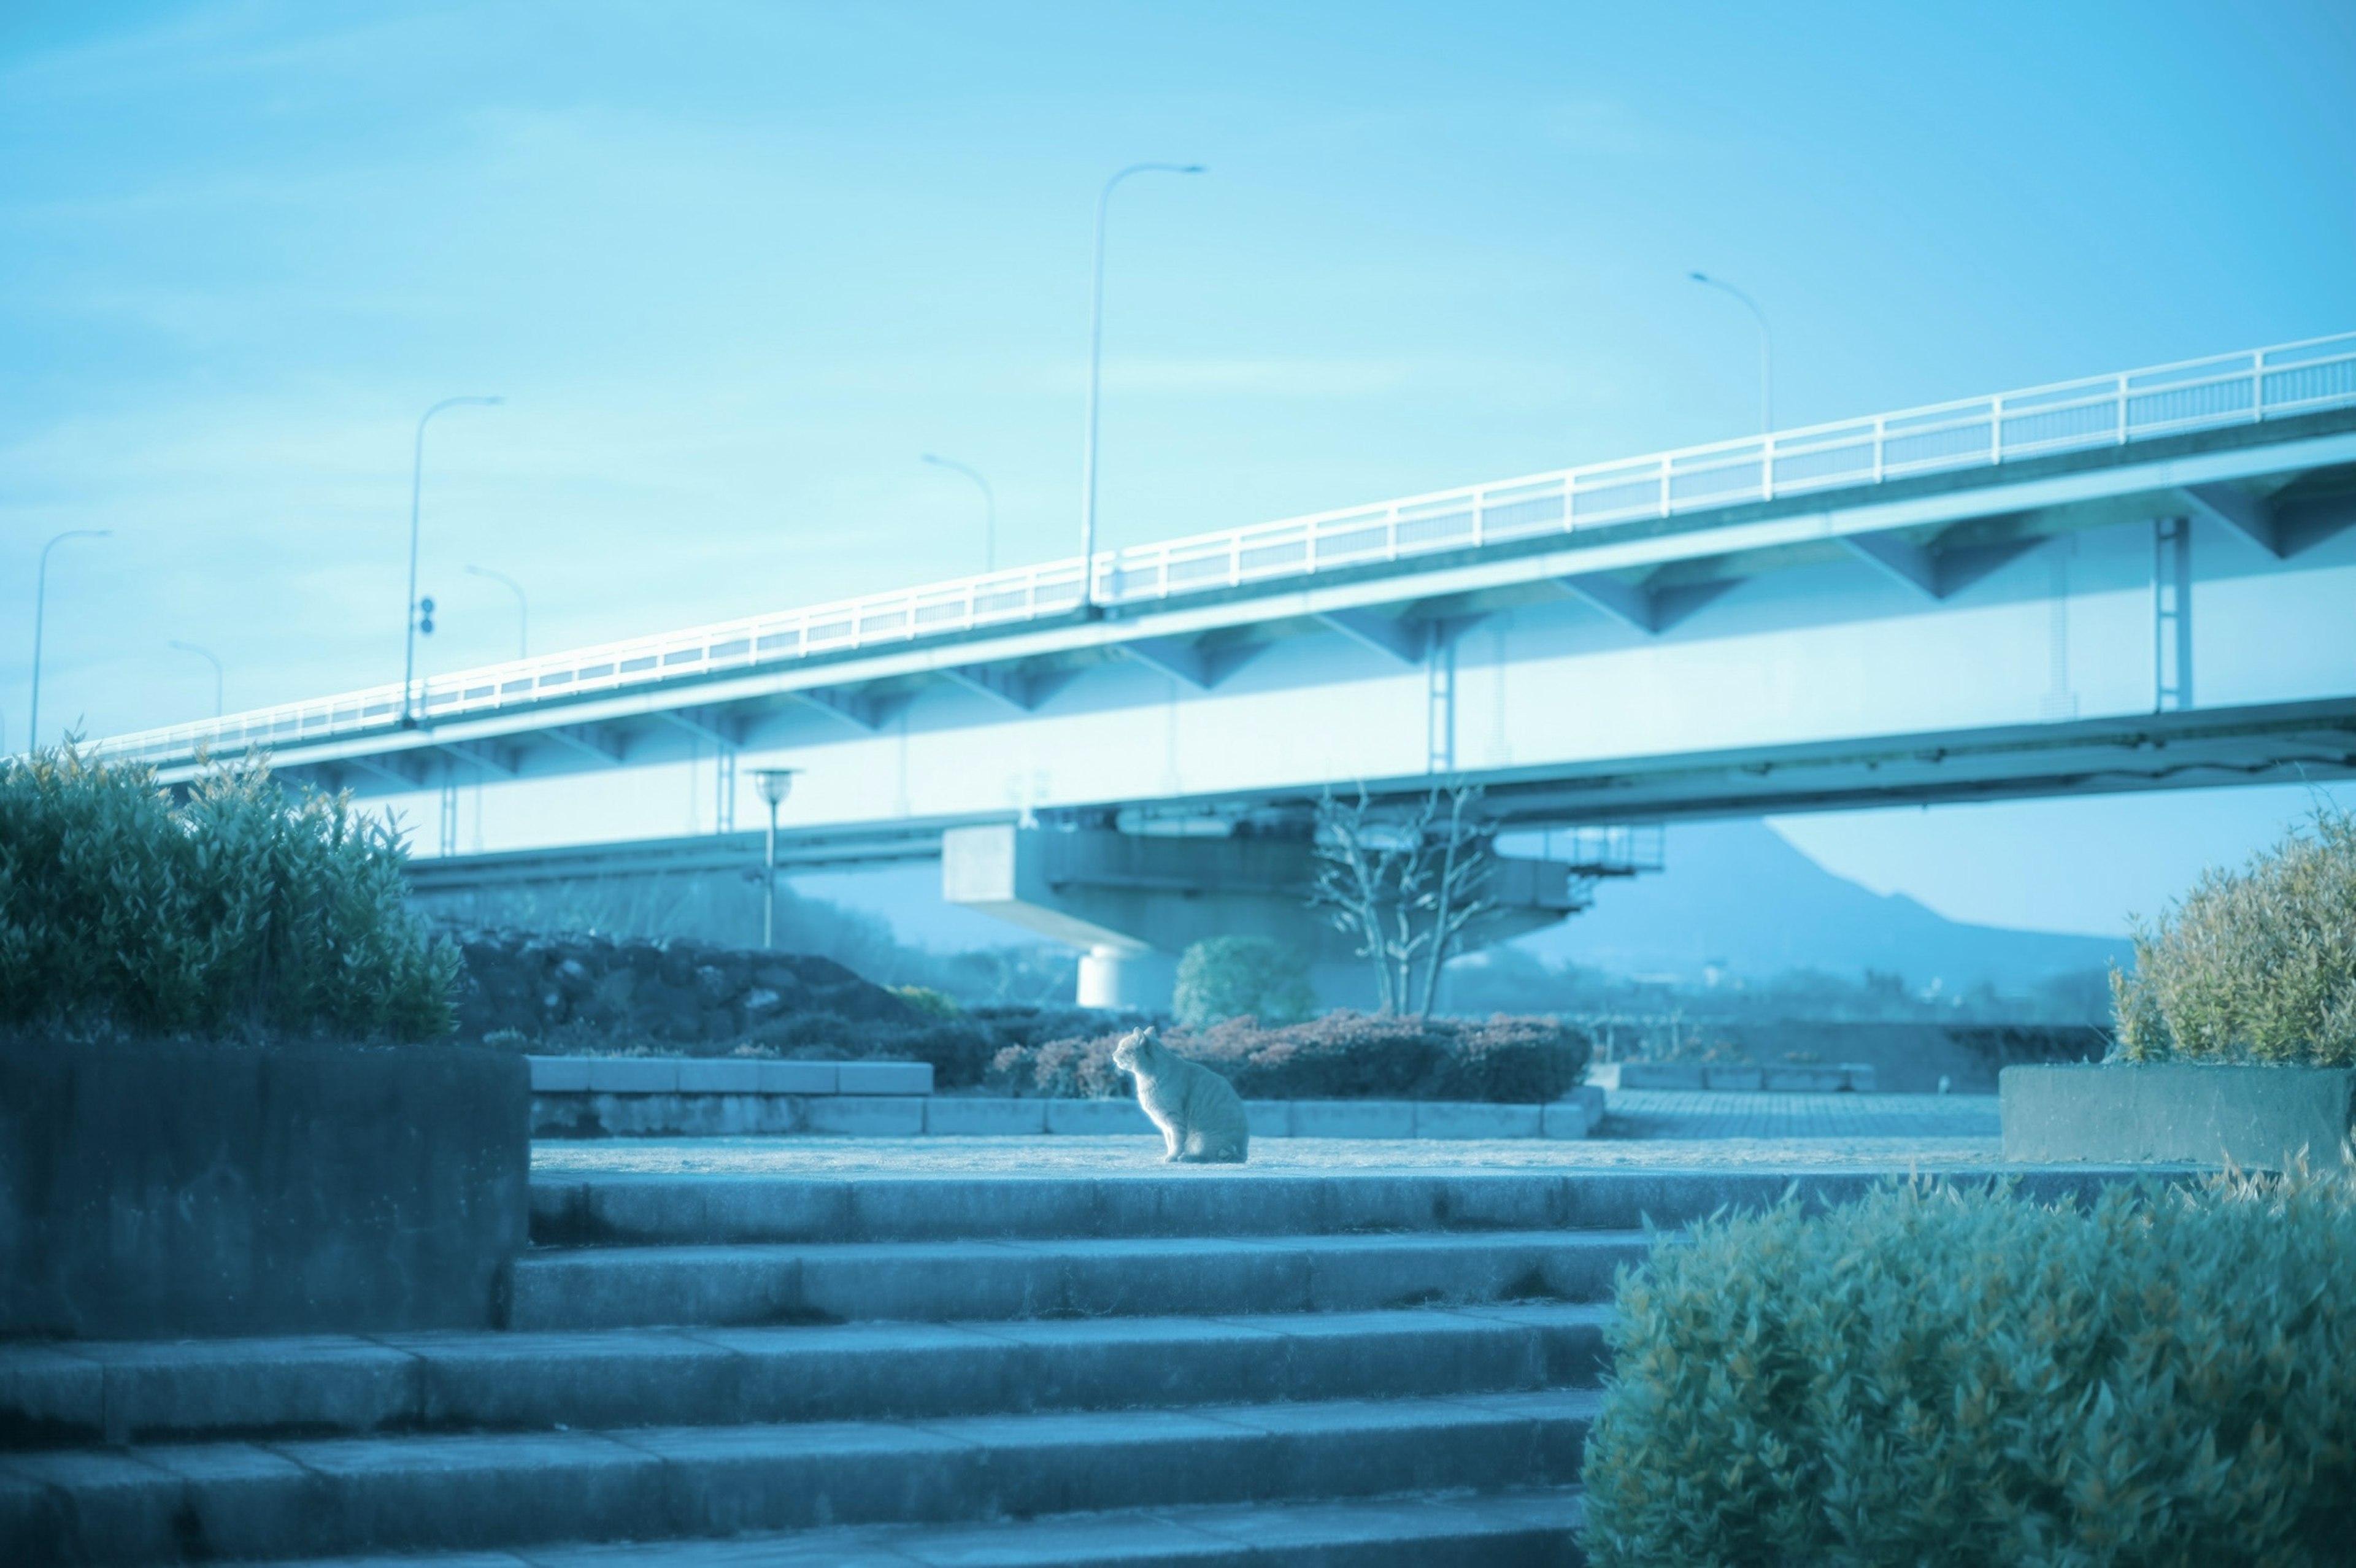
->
[125,405,2356,1004]
[399,694,2356,894]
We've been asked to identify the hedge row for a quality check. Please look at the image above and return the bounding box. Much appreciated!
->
[1582,1168,2356,1567]
[985,1010,1591,1103]
[0,748,454,1041]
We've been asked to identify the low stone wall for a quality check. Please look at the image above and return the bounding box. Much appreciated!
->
[1607,1021,2104,1093]
[1616,1061,1878,1092]
[529,1056,934,1138]
[2001,1063,2356,1168]
[1,1037,529,1339]
[526,1054,1607,1140]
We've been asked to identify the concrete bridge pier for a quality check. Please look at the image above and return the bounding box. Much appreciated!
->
[1077,945,1180,1011]
[942,822,1582,1012]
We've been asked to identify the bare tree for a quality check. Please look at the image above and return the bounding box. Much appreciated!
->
[1308,785,1401,1013]
[1416,784,1498,1014]
[1309,783,1499,1017]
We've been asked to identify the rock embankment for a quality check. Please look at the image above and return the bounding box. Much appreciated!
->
[448,928,915,1047]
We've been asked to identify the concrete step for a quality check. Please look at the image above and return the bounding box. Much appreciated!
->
[242,1486,1588,1566]
[529,1166,1949,1248]
[512,1231,1648,1331]
[0,1304,1611,1446]
[1,1392,1599,1564]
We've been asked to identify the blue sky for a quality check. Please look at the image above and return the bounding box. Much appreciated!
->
[4,1,2352,937]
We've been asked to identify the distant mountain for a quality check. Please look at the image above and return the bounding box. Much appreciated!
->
[793,818,2128,999]
[1511,819,2130,992]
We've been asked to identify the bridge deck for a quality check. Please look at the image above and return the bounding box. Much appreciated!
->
[87,332,2356,775]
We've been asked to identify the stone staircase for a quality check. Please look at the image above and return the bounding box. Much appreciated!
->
[1,1166,2125,1565]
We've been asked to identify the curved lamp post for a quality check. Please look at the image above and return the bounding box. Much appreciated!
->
[29,528,110,750]
[402,396,503,726]
[1079,162,1204,607]
[922,453,998,574]
[464,564,528,660]
[1690,271,1773,433]
[167,639,225,718]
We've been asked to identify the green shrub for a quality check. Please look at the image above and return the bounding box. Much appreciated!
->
[737,1012,1006,1088]
[0,746,456,1040]
[985,1010,1590,1102]
[1172,936,1315,1029]
[2112,808,2356,1065]
[891,984,961,1019]
[1582,1167,2356,1567]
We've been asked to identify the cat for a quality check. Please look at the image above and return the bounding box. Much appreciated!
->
[1111,1026,1250,1164]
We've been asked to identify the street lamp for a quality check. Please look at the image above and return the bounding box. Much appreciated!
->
[29,529,110,751]
[402,395,503,726]
[753,768,799,950]
[464,565,529,660]
[167,640,225,718]
[922,453,998,573]
[1079,161,1204,609]
[1689,272,1773,434]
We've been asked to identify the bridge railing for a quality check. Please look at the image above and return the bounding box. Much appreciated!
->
[86,331,2356,769]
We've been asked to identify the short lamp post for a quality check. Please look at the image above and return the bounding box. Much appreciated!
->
[753,769,799,950]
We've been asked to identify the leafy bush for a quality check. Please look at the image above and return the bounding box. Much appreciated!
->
[989,1030,1134,1099]
[0,747,456,1040]
[2112,808,2356,1066]
[1582,1167,2356,1567]
[1172,936,1314,1029]
[985,1010,1589,1102]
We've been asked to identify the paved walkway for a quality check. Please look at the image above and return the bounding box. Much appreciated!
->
[534,1090,2005,1177]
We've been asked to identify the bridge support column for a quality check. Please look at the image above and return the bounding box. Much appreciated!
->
[942,823,1579,1013]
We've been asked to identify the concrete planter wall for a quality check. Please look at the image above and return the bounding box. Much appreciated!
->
[2000,1063,2356,1169]
[0,1037,529,1339]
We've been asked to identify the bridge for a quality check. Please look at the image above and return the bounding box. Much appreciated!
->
[90,333,2356,1004]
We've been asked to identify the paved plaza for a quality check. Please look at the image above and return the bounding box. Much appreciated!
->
[534,1090,2006,1176]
